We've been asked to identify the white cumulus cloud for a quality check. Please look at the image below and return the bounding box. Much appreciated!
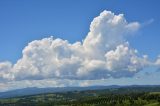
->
[0,10,157,83]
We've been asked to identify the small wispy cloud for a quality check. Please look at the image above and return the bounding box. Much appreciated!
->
[142,18,154,27]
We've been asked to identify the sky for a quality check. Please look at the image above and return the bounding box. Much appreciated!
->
[0,0,160,91]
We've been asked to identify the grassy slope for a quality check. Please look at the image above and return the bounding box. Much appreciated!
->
[144,103,159,106]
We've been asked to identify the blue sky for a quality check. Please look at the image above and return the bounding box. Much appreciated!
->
[0,0,160,62]
[0,0,160,91]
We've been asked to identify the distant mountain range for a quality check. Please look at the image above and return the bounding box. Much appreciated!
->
[0,85,160,98]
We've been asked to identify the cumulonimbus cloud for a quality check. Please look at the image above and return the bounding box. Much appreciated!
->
[0,10,158,82]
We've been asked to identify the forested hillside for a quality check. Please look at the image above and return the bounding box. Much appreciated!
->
[0,86,160,106]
